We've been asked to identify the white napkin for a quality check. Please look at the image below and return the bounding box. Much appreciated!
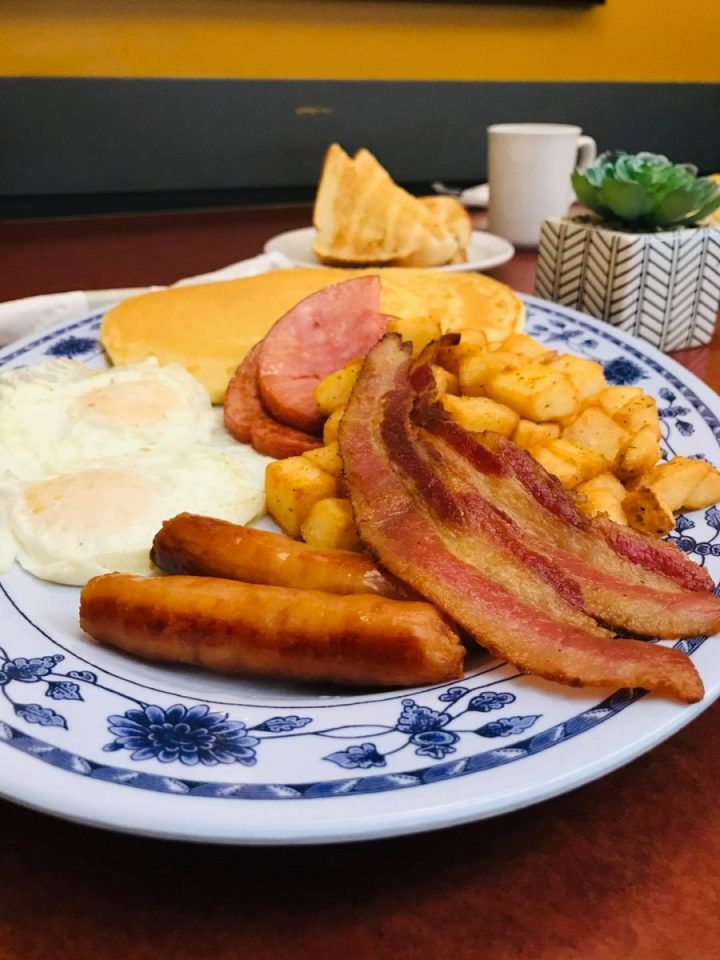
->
[0,251,294,348]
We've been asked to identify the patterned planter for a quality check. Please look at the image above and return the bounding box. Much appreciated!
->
[535,217,720,351]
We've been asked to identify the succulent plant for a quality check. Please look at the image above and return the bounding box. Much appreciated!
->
[572,151,720,231]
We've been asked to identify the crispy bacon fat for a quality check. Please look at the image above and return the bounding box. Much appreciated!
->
[339,335,709,702]
[409,346,720,640]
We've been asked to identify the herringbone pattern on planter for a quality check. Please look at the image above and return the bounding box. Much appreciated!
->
[535,218,720,351]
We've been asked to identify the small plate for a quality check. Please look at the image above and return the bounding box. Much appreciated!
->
[263,227,514,273]
[0,298,719,845]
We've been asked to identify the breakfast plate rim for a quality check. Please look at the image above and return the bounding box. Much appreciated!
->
[0,294,718,845]
[262,226,515,273]
[0,681,716,846]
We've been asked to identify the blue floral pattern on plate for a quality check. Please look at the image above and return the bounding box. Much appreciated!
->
[45,335,98,358]
[105,704,260,766]
[0,297,718,830]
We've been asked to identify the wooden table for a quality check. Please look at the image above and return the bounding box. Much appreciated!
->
[0,206,719,960]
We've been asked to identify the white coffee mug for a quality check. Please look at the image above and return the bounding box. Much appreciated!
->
[487,123,597,248]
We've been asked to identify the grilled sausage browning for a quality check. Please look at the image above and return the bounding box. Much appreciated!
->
[80,574,464,687]
[151,513,410,599]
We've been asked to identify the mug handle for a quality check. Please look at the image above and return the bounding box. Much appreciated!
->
[567,135,597,208]
[577,135,597,170]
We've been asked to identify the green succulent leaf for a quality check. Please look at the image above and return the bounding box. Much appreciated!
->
[571,170,599,207]
[693,188,720,223]
[572,151,720,229]
[601,179,649,222]
[654,188,700,227]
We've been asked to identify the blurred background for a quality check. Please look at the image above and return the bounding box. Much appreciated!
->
[1,0,719,218]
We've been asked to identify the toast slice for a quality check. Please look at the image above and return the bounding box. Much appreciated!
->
[312,144,461,268]
[394,196,472,267]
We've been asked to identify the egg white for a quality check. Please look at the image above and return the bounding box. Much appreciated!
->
[7,447,268,585]
[0,358,217,484]
[0,359,272,584]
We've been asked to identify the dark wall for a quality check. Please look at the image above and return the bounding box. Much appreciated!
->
[2,78,718,217]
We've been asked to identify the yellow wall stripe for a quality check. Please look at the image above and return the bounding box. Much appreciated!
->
[1,0,719,84]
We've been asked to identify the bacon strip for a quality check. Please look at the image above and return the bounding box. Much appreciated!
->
[596,517,713,593]
[381,378,588,617]
[339,335,703,702]
[483,428,715,593]
[410,354,720,639]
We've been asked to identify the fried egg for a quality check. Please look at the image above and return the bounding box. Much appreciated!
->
[0,359,271,584]
[0,358,217,483]
[6,447,267,585]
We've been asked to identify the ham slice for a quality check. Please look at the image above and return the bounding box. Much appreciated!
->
[339,334,705,702]
[257,276,387,433]
[409,350,720,639]
[224,344,264,444]
[224,344,321,458]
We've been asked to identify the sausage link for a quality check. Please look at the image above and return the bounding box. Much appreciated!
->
[151,513,411,599]
[80,574,464,687]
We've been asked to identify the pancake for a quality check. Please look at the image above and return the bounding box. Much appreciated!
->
[101,268,524,403]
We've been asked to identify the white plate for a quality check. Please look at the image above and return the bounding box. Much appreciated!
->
[263,226,514,273]
[1,298,719,845]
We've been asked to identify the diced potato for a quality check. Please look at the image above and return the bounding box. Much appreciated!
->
[633,456,711,512]
[265,458,338,538]
[301,497,361,551]
[498,333,555,362]
[532,438,606,490]
[441,395,519,437]
[314,361,362,416]
[432,364,459,395]
[622,487,675,537]
[577,471,627,499]
[323,405,345,444]
[616,425,661,481]
[554,411,585,431]
[683,464,720,510]
[613,395,661,439]
[577,490,628,525]
[303,440,344,478]
[454,329,489,352]
[486,364,579,422]
[594,385,644,418]
[549,355,607,403]
[304,440,348,497]
[562,407,630,468]
[435,329,488,374]
[576,473,628,525]
[532,445,585,490]
[387,314,441,355]
[512,419,561,451]
[458,351,521,396]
